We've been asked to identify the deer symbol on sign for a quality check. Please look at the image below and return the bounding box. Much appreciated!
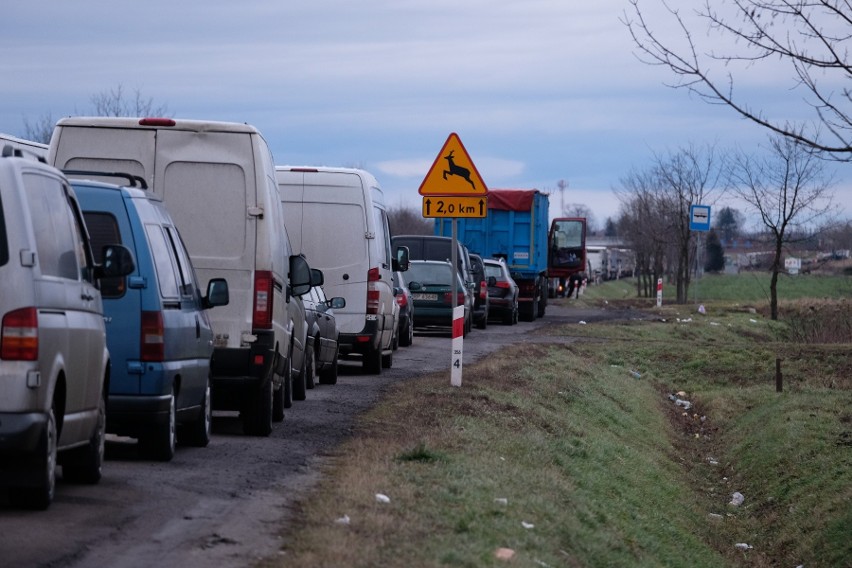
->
[442,150,475,189]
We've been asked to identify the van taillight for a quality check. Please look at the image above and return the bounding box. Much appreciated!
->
[138,118,176,127]
[366,267,380,314]
[140,311,164,362]
[1,308,38,361]
[479,280,487,300]
[253,271,274,329]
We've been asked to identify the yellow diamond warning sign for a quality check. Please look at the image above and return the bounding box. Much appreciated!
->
[418,133,488,196]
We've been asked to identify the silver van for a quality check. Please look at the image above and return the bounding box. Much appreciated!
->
[0,146,134,509]
[50,118,311,436]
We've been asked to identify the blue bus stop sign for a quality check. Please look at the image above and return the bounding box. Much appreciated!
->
[689,205,711,232]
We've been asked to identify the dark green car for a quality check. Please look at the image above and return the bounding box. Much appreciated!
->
[405,260,473,336]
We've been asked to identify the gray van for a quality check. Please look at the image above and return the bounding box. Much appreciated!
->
[71,172,229,461]
[0,147,134,509]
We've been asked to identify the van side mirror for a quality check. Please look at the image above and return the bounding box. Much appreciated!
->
[204,278,229,308]
[290,254,311,297]
[96,244,135,279]
[310,268,324,287]
[393,245,410,272]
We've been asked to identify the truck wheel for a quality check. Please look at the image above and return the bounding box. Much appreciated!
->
[382,347,393,369]
[242,379,273,436]
[10,404,57,510]
[179,379,211,447]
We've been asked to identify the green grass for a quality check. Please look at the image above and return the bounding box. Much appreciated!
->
[268,297,851,568]
[580,273,852,304]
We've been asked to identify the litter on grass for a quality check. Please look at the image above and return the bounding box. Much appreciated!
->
[734,543,753,550]
[521,521,535,529]
[375,493,391,504]
[729,492,745,506]
[335,514,350,525]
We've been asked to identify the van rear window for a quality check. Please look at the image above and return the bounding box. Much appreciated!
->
[83,212,126,298]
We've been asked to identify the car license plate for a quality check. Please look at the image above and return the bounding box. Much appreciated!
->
[412,293,438,301]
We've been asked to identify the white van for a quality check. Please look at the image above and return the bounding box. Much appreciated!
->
[49,117,311,436]
[0,133,48,160]
[276,166,407,374]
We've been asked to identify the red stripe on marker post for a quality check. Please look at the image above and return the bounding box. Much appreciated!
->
[453,312,464,339]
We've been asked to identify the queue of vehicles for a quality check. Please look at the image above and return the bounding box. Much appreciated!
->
[1,123,587,511]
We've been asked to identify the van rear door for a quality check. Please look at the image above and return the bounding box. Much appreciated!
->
[51,127,154,185]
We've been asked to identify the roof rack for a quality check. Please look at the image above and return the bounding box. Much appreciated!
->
[62,169,148,190]
[1,144,48,163]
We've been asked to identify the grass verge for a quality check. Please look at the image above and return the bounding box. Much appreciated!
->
[264,298,851,568]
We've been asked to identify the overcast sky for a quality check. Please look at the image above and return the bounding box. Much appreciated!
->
[2,1,848,229]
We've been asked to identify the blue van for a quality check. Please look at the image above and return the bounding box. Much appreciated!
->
[70,172,228,461]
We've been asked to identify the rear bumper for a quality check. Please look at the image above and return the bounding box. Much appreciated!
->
[338,318,381,356]
[0,412,48,485]
[0,411,46,453]
[209,331,277,411]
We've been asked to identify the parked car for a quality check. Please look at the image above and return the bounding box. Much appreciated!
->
[405,260,472,335]
[70,172,229,461]
[392,270,414,347]
[483,257,519,325]
[50,117,312,436]
[468,253,490,329]
[0,148,134,509]
[301,270,345,386]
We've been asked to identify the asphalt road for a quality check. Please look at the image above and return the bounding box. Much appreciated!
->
[0,302,643,568]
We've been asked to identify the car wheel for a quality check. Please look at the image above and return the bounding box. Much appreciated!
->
[273,354,290,421]
[400,319,413,347]
[141,389,176,461]
[382,347,393,369]
[503,307,514,325]
[305,343,316,390]
[243,377,273,436]
[63,394,106,482]
[319,346,339,385]
[179,379,212,447]
[476,309,487,329]
[293,350,307,401]
[10,404,57,510]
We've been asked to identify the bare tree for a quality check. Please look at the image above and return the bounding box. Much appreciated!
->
[387,204,432,236]
[89,84,170,117]
[21,112,57,144]
[728,134,836,319]
[623,0,852,159]
[562,203,597,234]
[616,168,670,298]
[18,84,171,143]
[654,143,725,302]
